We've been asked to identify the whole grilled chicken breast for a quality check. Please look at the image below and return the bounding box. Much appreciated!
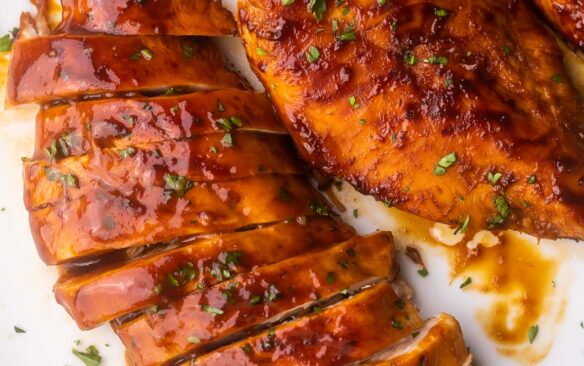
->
[237,0,584,240]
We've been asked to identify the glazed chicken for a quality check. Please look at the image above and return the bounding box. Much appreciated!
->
[33,0,236,36]
[532,0,584,52]
[237,0,584,240]
[8,0,471,364]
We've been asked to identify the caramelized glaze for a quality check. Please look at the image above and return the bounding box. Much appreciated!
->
[37,0,236,36]
[25,133,302,209]
[190,281,422,366]
[6,35,242,106]
[348,313,470,366]
[29,174,323,264]
[533,0,584,51]
[34,89,286,159]
[54,217,355,329]
[115,233,396,366]
[237,0,584,240]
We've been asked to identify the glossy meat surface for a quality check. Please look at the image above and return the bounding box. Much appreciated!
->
[533,0,584,51]
[349,313,471,366]
[7,35,242,106]
[190,281,422,366]
[116,232,396,366]
[238,0,584,239]
[30,174,323,264]
[25,133,302,209]
[34,89,286,159]
[37,0,236,35]
[55,217,355,329]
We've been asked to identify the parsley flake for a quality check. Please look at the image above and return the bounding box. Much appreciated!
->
[306,45,320,63]
[434,8,448,17]
[459,277,472,289]
[528,324,538,344]
[201,304,224,316]
[488,171,502,185]
[454,215,470,235]
[72,345,102,366]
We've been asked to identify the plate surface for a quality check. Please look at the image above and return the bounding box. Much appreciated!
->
[1,1,584,365]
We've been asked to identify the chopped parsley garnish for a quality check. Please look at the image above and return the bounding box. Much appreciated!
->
[528,324,538,344]
[444,78,453,88]
[153,283,163,295]
[391,319,403,330]
[488,171,502,185]
[242,343,254,353]
[250,295,262,305]
[167,272,180,287]
[163,173,193,198]
[352,208,359,218]
[117,147,136,159]
[217,100,225,112]
[14,326,25,333]
[306,45,320,63]
[459,277,472,289]
[342,6,350,15]
[390,20,398,32]
[454,215,470,235]
[201,304,224,316]
[378,0,386,5]
[418,268,429,277]
[221,133,234,147]
[282,0,295,4]
[308,0,326,21]
[187,336,201,344]
[256,47,268,56]
[140,48,153,60]
[0,28,18,52]
[434,8,448,17]
[424,55,448,65]
[404,50,417,65]
[348,96,359,108]
[527,175,537,184]
[411,331,420,338]
[339,24,356,41]
[488,195,510,228]
[182,44,194,60]
[326,271,335,284]
[309,199,329,215]
[63,173,79,188]
[434,152,457,176]
[358,118,366,125]
[550,74,563,83]
[224,251,243,265]
[265,284,279,302]
[72,345,102,366]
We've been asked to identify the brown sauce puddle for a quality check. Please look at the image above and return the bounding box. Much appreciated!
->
[386,206,562,363]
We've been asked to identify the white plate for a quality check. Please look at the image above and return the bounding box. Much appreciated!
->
[0,1,583,365]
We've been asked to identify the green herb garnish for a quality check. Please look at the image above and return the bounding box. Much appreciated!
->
[459,277,472,289]
[201,304,224,316]
[306,45,320,63]
[163,173,193,198]
[454,215,470,235]
[72,345,101,366]
[528,324,538,344]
